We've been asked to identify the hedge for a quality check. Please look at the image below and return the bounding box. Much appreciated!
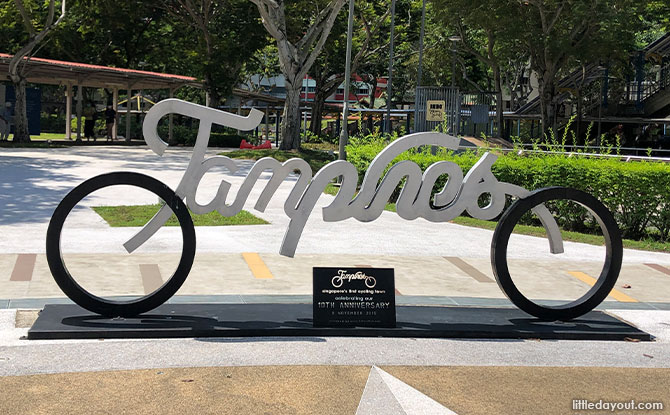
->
[157,124,247,148]
[346,138,670,242]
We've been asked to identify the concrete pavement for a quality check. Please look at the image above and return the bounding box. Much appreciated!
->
[2,146,670,414]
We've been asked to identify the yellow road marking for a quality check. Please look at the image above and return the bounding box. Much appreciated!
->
[567,271,638,303]
[242,253,273,279]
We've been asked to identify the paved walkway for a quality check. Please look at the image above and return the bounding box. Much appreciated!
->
[1,146,670,414]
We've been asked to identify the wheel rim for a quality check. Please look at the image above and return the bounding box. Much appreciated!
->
[46,172,196,317]
[490,187,623,321]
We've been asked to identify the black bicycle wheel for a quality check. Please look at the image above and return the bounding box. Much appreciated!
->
[46,172,196,317]
[491,187,623,321]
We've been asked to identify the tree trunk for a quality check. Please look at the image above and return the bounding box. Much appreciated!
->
[280,83,302,150]
[366,78,378,133]
[309,87,328,137]
[493,65,504,139]
[204,73,221,108]
[537,78,553,138]
[10,75,30,143]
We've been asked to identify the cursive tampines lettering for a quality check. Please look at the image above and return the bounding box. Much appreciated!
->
[123,99,564,258]
[331,270,377,288]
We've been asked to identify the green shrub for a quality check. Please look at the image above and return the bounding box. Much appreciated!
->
[345,139,670,243]
[155,124,248,148]
[301,130,321,144]
[40,113,66,133]
[157,124,198,145]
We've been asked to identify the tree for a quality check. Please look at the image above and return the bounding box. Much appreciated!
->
[518,0,640,135]
[354,0,415,133]
[307,1,390,137]
[8,0,66,142]
[250,0,347,149]
[160,0,267,107]
[433,0,517,138]
[431,0,642,137]
[51,1,165,68]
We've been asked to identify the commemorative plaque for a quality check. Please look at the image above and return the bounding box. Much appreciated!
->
[313,267,396,328]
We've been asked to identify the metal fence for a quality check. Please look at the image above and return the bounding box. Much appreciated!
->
[414,87,460,134]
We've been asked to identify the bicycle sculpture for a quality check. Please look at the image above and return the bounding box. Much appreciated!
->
[46,99,623,321]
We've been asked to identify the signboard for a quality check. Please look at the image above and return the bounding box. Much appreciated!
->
[313,267,396,328]
[426,100,446,122]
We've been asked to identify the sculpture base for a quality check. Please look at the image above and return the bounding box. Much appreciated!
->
[27,303,651,341]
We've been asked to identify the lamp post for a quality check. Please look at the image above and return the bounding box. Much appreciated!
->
[338,0,355,161]
[416,0,427,88]
[385,0,397,134]
[449,35,462,88]
[414,0,427,133]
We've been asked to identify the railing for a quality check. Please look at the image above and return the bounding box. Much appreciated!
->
[487,144,670,162]
[625,61,670,103]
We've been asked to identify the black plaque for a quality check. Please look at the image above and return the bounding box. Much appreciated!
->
[313,267,396,328]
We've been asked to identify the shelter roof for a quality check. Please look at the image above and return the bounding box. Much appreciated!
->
[0,53,285,105]
[0,53,201,90]
[645,33,670,59]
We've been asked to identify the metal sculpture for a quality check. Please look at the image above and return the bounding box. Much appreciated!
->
[46,99,623,321]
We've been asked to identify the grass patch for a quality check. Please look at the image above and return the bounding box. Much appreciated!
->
[92,204,269,227]
[451,215,670,253]
[324,183,339,196]
[221,148,336,172]
[0,140,66,148]
[32,133,66,141]
[301,142,338,152]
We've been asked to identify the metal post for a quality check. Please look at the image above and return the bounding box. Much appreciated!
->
[65,83,72,139]
[338,0,355,161]
[126,85,132,141]
[414,0,427,134]
[416,0,426,88]
[517,119,521,137]
[76,83,82,141]
[275,110,280,146]
[451,52,456,88]
[112,88,118,140]
[386,0,396,134]
[265,106,270,141]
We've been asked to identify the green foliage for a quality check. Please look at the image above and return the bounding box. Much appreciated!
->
[300,130,322,144]
[345,138,670,244]
[222,148,336,172]
[156,124,246,148]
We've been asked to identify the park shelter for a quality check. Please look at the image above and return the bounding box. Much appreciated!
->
[0,54,285,142]
[0,53,204,141]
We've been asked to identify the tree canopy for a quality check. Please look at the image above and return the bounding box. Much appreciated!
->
[2,0,668,143]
